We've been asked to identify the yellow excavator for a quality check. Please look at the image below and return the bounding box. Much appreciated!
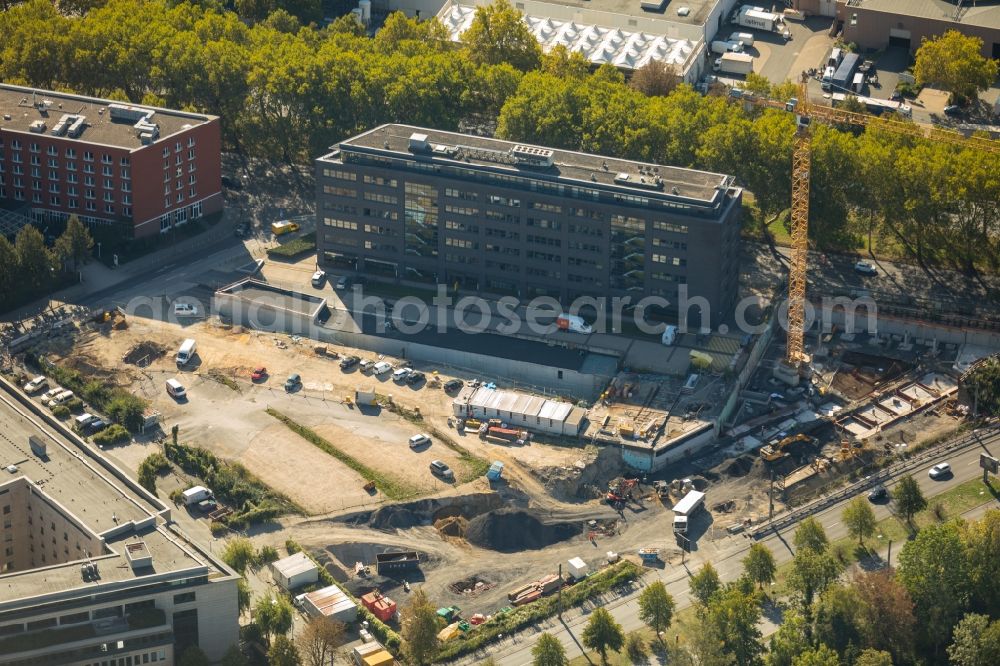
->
[759,433,813,462]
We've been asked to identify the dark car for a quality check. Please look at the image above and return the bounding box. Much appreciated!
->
[429,460,455,480]
[406,371,426,385]
[443,379,463,392]
[943,105,963,117]
[867,485,888,502]
[284,373,302,391]
[340,355,360,370]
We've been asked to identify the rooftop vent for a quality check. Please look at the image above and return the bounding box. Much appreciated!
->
[28,120,46,133]
[125,541,153,570]
[81,561,100,581]
[511,144,554,167]
[408,133,430,152]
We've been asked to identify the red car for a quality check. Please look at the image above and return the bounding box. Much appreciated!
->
[251,367,267,382]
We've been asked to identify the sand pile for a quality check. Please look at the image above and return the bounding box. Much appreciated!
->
[465,510,582,552]
[723,455,755,478]
[435,516,468,538]
[122,341,166,366]
[369,506,421,529]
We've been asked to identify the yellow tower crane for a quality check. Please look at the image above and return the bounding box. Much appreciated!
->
[743,77,1000,384]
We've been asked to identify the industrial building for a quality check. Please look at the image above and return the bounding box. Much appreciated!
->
[315,124,742,327]
[298,585,359,624]
[793,0,1000,57]
[0,378,239,665]
[270,552,320,591]
[0,83,223,239]
[452,386,588,436]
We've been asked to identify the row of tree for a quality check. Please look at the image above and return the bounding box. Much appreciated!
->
[0,215,93,313]
[2,1,997,273]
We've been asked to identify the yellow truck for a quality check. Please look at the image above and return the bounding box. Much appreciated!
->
[270,220,300,236]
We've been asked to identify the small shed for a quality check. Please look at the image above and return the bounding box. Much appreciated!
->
[302,584,359,623]
[271,552,319,591]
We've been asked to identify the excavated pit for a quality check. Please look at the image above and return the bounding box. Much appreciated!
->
[464,509,583,552]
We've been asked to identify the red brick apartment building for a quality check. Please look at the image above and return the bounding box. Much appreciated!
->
[0,84,222,239]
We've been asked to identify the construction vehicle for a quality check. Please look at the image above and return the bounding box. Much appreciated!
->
[734,78,1000,386]
[759,433,813,462]
[606,477,638,504]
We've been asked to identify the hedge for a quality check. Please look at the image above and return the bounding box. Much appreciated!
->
[93,424,130,447]
[31,355,148,432]
[266,232,316,258]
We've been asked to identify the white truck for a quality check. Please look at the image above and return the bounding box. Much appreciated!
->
[661,324,679,346]
[729,32,754,47]
[556,313,593,334]
[713,53,754,75]
[710,40,743,55]
[182,485,213,506]
[672,489,705,534]
[176,338,197,367]
[736,6,790,38]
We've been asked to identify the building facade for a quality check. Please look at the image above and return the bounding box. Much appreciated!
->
[0,84,223,239]
[315,124,742,327]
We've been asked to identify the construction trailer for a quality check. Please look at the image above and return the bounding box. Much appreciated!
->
[270,552,319,590]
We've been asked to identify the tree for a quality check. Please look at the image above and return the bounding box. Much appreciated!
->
[788,548,841,609]
[53,214,94,270]
[299,616,344,666]
[630,60,680,97]
[254,595,294,641]
[811,585,862,656]
[220,645,249,666]
[791,645,840,666]
[237,578,252,615]
[842,497,877,546]
[105,393,146,432]
[15,224,55,293]
[897,522,971,656]
[793,517,829,553]
[704,582,764,666]
[178,646,210,666]
[690,623,736,666]
[221,537,256,574]
[767,610,810,666]
[892,475,927,525]
[961,509,1000,615]
[914,30,998,102]
[947,613,1000,666]
[638,581,676,641]
[852,569,915,661]
[136,452,169,494]
[402,588,439,665]
[963,359,1000,418]
[743,543,777,590]
[625,633,649,663]
[853,649,893,666]
[461,0,541,71]
[0,234,16,308]
[742,72,772,97]
[267,634,302,666]
[690,562,722,607]
[532,632,568,666]
[582,607,625,666]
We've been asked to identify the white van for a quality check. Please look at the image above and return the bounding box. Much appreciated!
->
[730,32,754,47]
[661,325,679,346]
[392,367,411,382]
[75,413,98,429]
[166,378,187,399]
[176,338,196,367]
[373,361,392,375]
[47,390,74,408]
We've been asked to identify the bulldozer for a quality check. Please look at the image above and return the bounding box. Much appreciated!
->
[759,433,813,462]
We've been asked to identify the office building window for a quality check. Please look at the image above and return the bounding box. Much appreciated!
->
[404,182,439,261]
[84,151,93,162]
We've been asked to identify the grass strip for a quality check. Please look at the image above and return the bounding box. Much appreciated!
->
[266,232,316,258]
[266,407,419,500]
[207,368,241,393]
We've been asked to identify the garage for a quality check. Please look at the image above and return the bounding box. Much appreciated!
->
[888,28,911,49]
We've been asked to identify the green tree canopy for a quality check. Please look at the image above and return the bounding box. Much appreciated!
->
[793,517,830,554]
[461,0,541,71]
[582,607,625,666]
[892,475,927,524]
[767,610,810,666]
[963,358,1000,418]
[947,613,1000,666]
[811,584,863,656]
[402,588,439,665]
[54,215,94,270]
[853,649,893,666]
[788,548,841,609]
[532,632,568,666]
[914,30,999,102]
[15,225,55,293]
[638,580,676,639]
[743,543,777,590]
[690,561,723,607]
[842,496,877,546]
[704,582,764,666]
[791,645,840,666]
[220,537,256,574]
[267,634,302,666]
[852,569,915,662]
[254,595,294,640]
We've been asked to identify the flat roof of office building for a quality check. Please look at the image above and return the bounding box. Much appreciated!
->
[333,124,735,207]
[0,84,216,151]
[0,389,234,607]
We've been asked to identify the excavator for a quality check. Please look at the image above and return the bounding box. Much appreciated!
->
[606,477,638,505]
[759,433,813,462]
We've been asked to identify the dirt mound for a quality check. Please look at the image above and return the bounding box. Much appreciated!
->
[465,510,582,552]
[122,341,166,366]
[435,516,468,538]
[723,455,755,478]
[369,506,422,529]
[689,476,709,491]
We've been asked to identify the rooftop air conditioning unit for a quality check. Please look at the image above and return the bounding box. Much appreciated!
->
[408,133,430,152]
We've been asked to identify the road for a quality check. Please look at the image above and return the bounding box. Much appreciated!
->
[451,431,1000,665]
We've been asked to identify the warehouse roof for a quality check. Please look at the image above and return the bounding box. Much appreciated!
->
[271,552,318,579]
[851,0,1000,30]
[464,387,576,422]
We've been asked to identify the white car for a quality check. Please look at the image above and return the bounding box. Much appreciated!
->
[854,261,877,276]
[392,367,412,382]
[47,390,74,407]
[311,270,326,287]
[23,376,48,393]
[408,434,431,449]
[928,462,952,479]
[40,387,63,402]
[174,303,199,317]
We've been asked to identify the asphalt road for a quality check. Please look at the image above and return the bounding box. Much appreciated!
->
[451,430,1000,665]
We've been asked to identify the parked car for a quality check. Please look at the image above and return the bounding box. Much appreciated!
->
[86,419,109,433]
[943,105,963,117]
[336,275,351,290]
[928,462,952,479]
[429,460,455,480]
[196,499,218,514]
[40,387,63,402]
[311,270,326,288]
[74,413,99,429]
[359,359,374,373]
[867,484,888,502]
[392,367,411,382]
[406,371,426,385]
[373,361,392,376]
[284,373,302,391]
[174,302,198,317]
[47,390,74,408]
[23,376,48,394]
[251,367,268,382]
[409,434,431,449]
[853,261,878,276]
[166,378,187,400]
[443,379,463,392]
[340,355,360,370]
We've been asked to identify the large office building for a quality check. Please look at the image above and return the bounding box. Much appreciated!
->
[315,124,741,326]
[0,84,222,239]
[0,379,239,666]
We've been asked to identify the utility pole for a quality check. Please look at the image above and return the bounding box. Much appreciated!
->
[887,540,892,568]
[768,470,774,521]
[558,563,563,619]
